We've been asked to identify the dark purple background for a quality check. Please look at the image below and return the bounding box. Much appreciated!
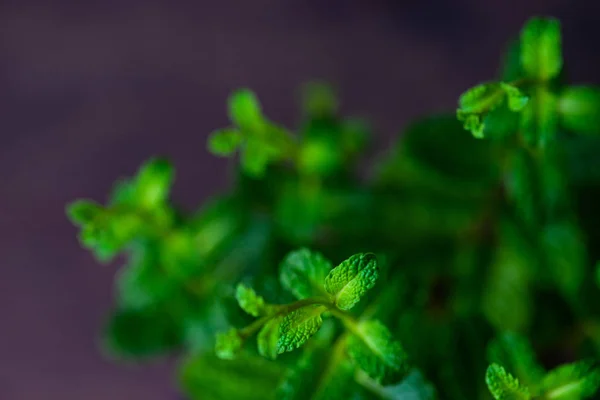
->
[1,1,599,398]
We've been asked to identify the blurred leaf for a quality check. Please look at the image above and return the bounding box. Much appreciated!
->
[347,319,409,385]
[208,129,243,156]
[301,81,338,118]
[558,86,600,135]
[482,221,535,331]
[135,158,174,209]
[535,360,600,399]
[102,308,182,359]
[215,328,243,360]
[278,344,357,400]
[179,353,283,400]
[488,332,545,386]
[541,221,587,299]
[520,17,562,81]
[280,248,332,300]
[228,89,264,132]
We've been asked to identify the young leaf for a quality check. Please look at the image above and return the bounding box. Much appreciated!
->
[487,332,545,386]
[277,305,327,354]
[257,316,283,360]
[558,86,600,135]
[325,253,379,310]
[66,199,103,225]
[520,17,562,81]
[501,83,529,112]
[215,328,243,360]
[347,319,409,385]
[240,139,272,177]
[457,82,505,138]
[228,89,263,131]
[280,248,332,300]
[485,363,531,400]
[208,129,243,156]
[537,360,600,399]
[135,157,174,208]
[236,283,268,317]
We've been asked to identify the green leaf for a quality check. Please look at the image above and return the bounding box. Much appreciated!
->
[102,308,182,359]
[520,17,562,81]
[66,199,103,225]
[215,328,243,360]
[558,86,600,135]
[280,248,332,300]
[179,353,283,400]
[277,305,327,354]
[488,332,545,386]
[482,222,535,331]
[355,369,437,400]
[115,242,175,310]
[208,129,243,156]
[541,221,587,298]
[457,82,505,138]
[537,361,600,399]
[347,319,409,385]
[278,345,357,400]
[501,83,529,111]
[257,316,283,360]
[504,148,540,227]
[240,139,271,177]
[485,363,531,400]
[135,157,174,208]
[236,283,268,317]
[228,89,263,131]
[377,115,500,197]
[325,253,379,310]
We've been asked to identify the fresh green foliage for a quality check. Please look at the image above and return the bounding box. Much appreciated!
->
[486,363,531,400]
[67,16,600,400]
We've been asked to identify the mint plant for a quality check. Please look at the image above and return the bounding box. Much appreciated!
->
[67,16,600,400]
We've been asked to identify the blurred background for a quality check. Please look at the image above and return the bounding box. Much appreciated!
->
[1,0,599,398]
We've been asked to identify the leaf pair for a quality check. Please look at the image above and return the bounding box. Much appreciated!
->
[457,81,528,139]
[486,362,600,400]
[486,333,600,399]
[208,89,295,177]
[66,158,174,261]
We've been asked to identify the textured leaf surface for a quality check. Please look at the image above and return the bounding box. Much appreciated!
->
[347,320,409,384]
[485,364,531,400]
[488,332,545,387]
[280,248,332,299]
[235,283,267,317]
[277,305,326,353]
[325,253,379,310]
